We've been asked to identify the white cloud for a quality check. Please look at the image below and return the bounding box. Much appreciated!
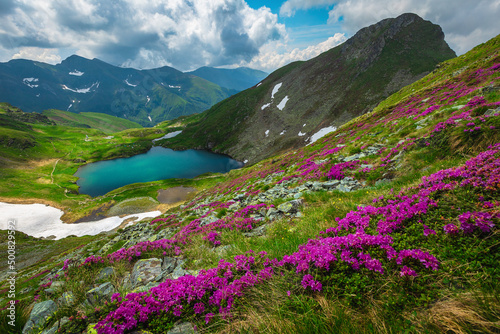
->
[242,33,346,72]
[0,0,286,71]
[12,47,62,64]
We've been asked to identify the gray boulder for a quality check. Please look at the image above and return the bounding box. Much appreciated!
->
[23,300,58,334]
[277,199,303,214]
[167,322,197,334]
[243,224,268,237]
[130,258,162,288]
[96,267,115,282]
[57,291,74,307]
[86,282,116,306]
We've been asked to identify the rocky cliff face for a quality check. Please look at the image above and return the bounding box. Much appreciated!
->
[167,13,456,163]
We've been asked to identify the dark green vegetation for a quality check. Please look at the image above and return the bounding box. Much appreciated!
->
[0,55,235,126]
[165,13,456,163]
[42,110,142,134]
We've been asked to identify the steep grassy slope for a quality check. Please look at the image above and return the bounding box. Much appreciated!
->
[165,13,456,163]
[42,109,142,133]
[3,34,499,334]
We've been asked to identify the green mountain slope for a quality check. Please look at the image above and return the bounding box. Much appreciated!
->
[0,56,234,126]
[165,13,456,163]
[42,109,143,134]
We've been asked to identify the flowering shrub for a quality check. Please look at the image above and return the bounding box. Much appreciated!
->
[87,144,500,333]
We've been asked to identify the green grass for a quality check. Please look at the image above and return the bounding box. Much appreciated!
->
[42,109,143,133]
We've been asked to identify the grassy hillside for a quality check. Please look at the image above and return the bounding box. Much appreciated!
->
[0,104,197,222]
[42,109,143,133]
[1,34,498,334]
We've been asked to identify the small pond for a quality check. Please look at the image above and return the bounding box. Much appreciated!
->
[75,147,243,196]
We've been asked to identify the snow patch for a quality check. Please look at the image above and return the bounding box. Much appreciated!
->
[308,126,337,145]
[280,130,286,135]
[256,82,262,87]
[125,79,137,87]
[69,70,84,76]
[303,123,306,127]
[23,77,39,88]
[146,96,150,104]
[62,82,99,94]
[36,94,40,98]
[0,202,160,240]
[265,130,269,137]
[244,159,248,164]
[261,103,270,110]
[277,96,289,110]
[67,104,72,111]
[298,131,306,137]
[152,130,183,142]
[271,82,282,99]
[148,116,152,122]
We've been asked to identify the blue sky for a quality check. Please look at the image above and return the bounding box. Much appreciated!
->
[0,0,498,72]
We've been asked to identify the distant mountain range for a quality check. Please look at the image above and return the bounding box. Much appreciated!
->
[187,67,267,92]
[165,13,457,163]
[0,56,267,126]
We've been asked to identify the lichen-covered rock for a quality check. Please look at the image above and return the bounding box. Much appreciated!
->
[277,199,303,214]
[86,282,116,306]
[167,322,197,334]
[96,267,115,282]
[130,258,162,288]
[23,300,58,334]
[243,224,268,237]
[57,291,74,307]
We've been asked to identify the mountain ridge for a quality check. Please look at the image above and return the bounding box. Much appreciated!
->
[0,56,263,126]
[164,13,456,163]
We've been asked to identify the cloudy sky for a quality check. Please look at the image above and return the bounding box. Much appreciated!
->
[0,0,498,72]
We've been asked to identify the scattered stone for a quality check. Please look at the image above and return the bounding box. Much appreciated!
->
[243,224,268,237]
[130,258,162,288]
[167,322,197,334]
[277,201,295,214]
[266,207,279,218]
[171,265,190,280]
[322,180,340,189]
[132,282,161,293]
[96,267,115,282]
[23,300,58,334]
[86,282,116,306]
[57,291,74,307]
[162,257,178,274]
[50,281,65,291]
[40,317,69,334]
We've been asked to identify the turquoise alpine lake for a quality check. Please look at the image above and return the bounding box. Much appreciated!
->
[75,147,243,196]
